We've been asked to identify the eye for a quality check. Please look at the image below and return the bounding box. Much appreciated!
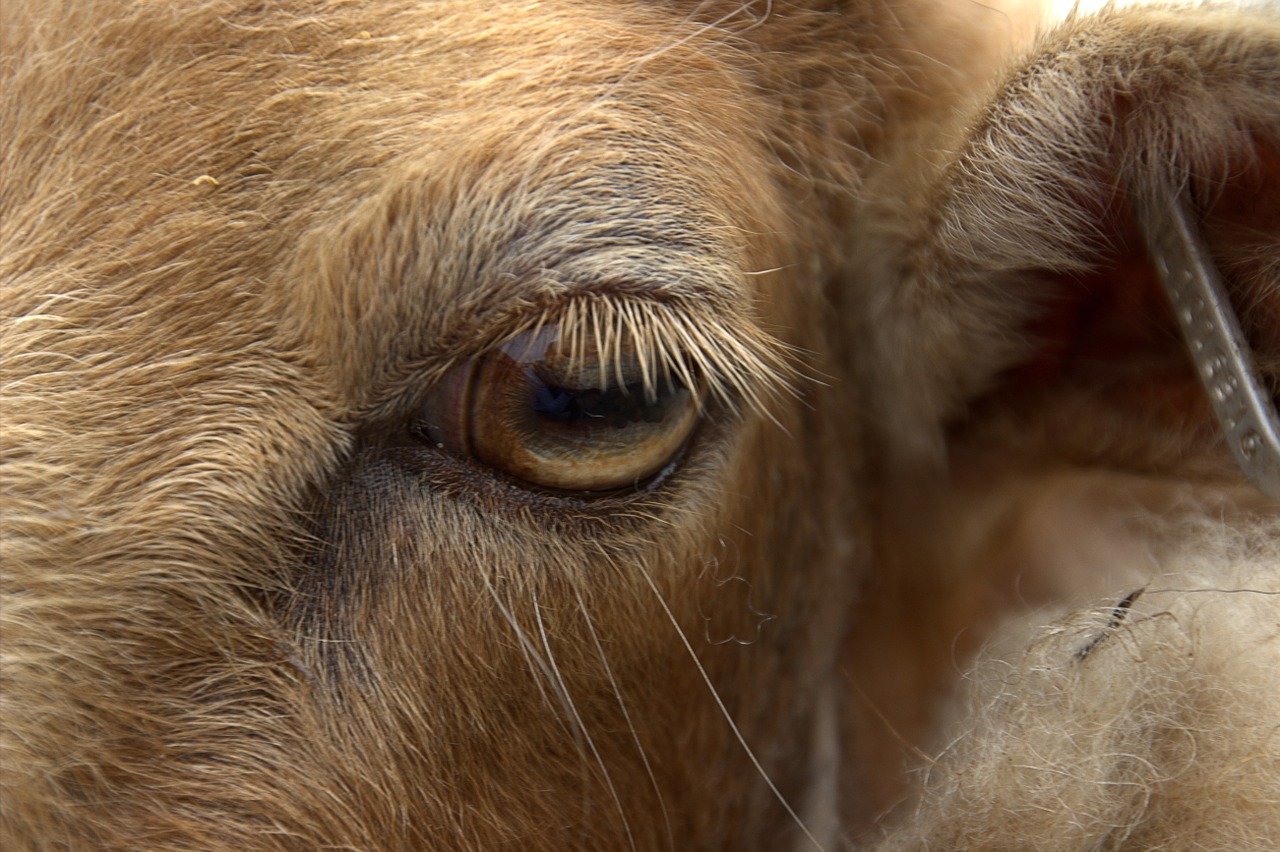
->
[416,327,700,492]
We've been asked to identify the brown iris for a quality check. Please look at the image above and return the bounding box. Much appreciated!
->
[417,327,699,492]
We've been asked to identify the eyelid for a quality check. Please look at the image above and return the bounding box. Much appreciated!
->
[542,296,794,413]
[408,292,796,472]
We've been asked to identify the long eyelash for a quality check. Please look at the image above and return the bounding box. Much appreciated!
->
[509,295,796,413]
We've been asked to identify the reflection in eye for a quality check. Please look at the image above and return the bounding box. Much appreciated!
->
[416,326,700,492]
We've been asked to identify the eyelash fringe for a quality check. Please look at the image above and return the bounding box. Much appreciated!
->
[509,295,797,416]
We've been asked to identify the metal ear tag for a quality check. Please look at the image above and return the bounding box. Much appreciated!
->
[1128,181,1280,501]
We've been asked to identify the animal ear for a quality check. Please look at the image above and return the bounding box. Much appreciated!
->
[856,6,1280,476]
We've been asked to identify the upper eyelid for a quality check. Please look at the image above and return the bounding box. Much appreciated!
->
[492,295,789,406]
[360,293,795,427]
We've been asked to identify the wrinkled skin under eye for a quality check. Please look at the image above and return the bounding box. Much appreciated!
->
[416,327,699,492]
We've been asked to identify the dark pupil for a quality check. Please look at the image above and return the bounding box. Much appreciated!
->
[532,374,678,429]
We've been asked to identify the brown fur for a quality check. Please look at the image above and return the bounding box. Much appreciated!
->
[2,1,1277,849]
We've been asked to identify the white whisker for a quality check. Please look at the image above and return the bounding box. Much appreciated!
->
[573,584,676,851]
[530,588,637,852]
[634,563,826,851]
[482,578,579,747]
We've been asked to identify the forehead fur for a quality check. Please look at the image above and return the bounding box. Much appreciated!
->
[4,0,794,421]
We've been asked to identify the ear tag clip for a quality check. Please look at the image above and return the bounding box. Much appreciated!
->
[1129,181,1280,501]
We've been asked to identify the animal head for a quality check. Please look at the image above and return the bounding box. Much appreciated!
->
[4,1,1279,849]
[3,1,964,846]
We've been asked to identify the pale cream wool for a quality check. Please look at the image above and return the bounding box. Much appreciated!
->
[877,520,1280,850]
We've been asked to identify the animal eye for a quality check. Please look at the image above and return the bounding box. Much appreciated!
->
[416,327,699,492]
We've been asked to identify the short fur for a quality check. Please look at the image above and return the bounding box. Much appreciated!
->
[2,1,1277,849]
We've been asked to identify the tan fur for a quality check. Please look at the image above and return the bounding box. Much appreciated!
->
[2,1,1278,849]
